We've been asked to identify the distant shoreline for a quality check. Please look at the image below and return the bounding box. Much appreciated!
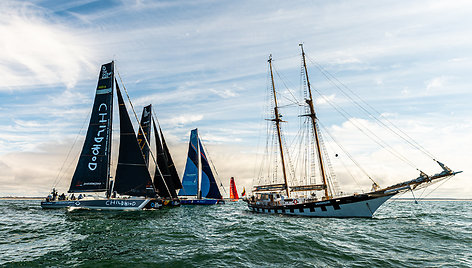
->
[392,197,472,201]
[0,197,44,200]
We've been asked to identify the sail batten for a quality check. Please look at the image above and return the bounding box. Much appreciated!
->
[68,62,114,193]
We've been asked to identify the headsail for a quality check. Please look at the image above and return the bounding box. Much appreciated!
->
[199,138,222,199]
[152,117,177,198]
[137,104,152,166]
[113,82,156,197]
[160,126,183,190]
[69,62,114,193]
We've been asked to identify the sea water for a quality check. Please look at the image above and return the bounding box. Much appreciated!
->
[0,200,470,267]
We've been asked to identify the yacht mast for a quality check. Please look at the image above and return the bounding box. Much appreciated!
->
[197,129,202,199]
[268,55,290,197]
[300,44,330,200]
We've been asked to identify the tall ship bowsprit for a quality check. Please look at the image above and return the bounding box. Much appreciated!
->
[41,61,177,210]
[245,45,462,217]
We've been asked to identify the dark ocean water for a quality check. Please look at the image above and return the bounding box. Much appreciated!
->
[0,200,471,267]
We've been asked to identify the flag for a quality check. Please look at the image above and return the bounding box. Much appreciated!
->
[241,187,246,197]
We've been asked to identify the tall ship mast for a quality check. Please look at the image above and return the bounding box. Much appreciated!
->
[245,46,462,217]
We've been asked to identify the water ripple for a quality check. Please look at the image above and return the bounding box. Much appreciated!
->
[0,200,471,267]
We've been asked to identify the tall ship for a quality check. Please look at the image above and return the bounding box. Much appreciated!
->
[41,62,172,210]
[245,45,462,217]
[178,129,225,205]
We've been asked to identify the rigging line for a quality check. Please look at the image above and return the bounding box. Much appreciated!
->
[318,121,378,185]
[116,71,173,198]
[312,87,418,169]
[322,124,361,191]
[307,56,437,160]
[291,121,306,183]
[418,185,429,199]
[421,176,453,199]
[51,109,91,189]
[316,65,436,161]
[199,135,227,195]
[273,65,302,106]
[254,109,267,188]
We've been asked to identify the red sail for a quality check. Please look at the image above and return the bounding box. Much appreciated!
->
[229,177,239,200]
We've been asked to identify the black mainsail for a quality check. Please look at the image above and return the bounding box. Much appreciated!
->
[113,82,156,197]
[152,118,177,198]
[160,126,183,190]
[42,62,169,210]
[137,104,152,166]
[69,62,114,193]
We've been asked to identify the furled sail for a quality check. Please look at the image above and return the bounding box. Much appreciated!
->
[152,118,177,198]
[160,126,183,190]
[113,82,156,197]
[136,104,152,166]
[229,177,239,199]
[178,129,199,196]
[69,62,114,193]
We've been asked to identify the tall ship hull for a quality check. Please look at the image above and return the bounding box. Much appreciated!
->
[247,192,395,218]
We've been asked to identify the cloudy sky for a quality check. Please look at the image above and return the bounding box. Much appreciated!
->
[0,0,470,198]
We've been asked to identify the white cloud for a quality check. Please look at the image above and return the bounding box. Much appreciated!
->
[161,114,204,127]
[210,88,238,98]
[0,1,95,91]
[426,77,446,91]
[315,94,336,105]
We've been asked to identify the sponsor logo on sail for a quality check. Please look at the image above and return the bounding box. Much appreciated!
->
[88,103,108,171]
[100,65,112,80]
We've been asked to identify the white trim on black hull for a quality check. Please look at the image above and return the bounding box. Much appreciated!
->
[40,198,159,211]
[246,192,396,218]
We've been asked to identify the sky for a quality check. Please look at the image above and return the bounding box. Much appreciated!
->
[0,0,470,198]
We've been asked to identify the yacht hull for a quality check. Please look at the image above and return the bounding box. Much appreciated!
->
[247,193,396,218]
[180,199,225,205]
[41,198,156,210]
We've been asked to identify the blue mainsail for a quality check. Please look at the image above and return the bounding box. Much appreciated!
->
[178,129,221,199]
[179,129,199,196]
